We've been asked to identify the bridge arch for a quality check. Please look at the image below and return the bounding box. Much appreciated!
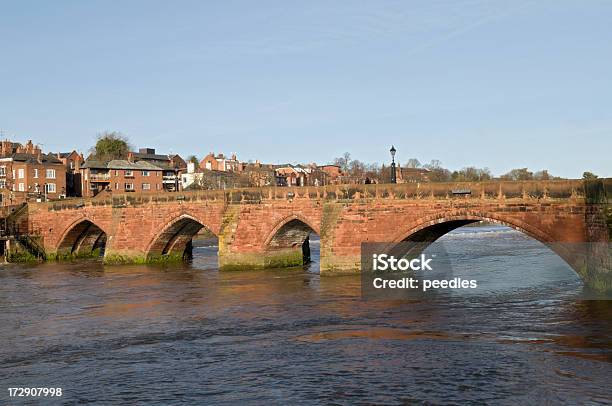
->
[56,218,107,257]
[265,214,320,247]
[393,212,556,245]
[264,214,320,264]
[146,214,216,260]
[390,211,581,276]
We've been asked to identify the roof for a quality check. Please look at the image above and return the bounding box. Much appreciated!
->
[401,167,430,173]
[80,160,107,169]
[131,152,171,161]
[81,159,163,170]
[57,151,81,158]
[11,153,63,165]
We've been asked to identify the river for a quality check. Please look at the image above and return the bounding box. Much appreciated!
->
[1,225,611,404]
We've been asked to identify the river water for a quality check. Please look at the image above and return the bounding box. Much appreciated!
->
[1,225,611,405]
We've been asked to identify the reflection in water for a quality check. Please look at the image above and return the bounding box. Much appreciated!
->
[0,226,610,404]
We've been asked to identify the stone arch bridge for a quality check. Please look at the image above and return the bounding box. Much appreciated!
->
[10,179,611,289]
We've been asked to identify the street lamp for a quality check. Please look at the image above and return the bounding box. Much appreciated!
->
[390,145,397,184]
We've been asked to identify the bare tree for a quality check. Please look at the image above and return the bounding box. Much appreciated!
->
[333,152,352,172]
[405,158,421,168]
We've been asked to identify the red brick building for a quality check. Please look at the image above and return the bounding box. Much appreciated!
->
[128,148,186,191]
[0,139,68,205]
[318,165,343,184]
[0,153,67,205]
[56,150,84,197]
[199,152,241,172]
[397,167,430,183]
[275,166,308,186]
[80,159,164,197]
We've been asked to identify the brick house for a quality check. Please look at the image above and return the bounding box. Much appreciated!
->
[397,167,430,183]
[199,152,241,172]
[0,153,67,205]
[56,150,84,197]
[80,159,164,197]
[318,165,343,184]
[127,148,186,191]
[275,165,310,187]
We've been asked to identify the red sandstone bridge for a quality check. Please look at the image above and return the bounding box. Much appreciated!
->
[7,179,612,289]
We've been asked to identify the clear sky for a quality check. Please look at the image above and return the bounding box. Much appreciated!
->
[1,0,610,177]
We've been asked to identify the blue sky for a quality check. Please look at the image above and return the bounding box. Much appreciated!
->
[1,0,610,177]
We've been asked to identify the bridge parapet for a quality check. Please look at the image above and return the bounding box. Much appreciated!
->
[33,179,589,212]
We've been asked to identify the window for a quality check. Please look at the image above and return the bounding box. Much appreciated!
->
[142,170,150,176]
[70,161,74,170]
[125,170,133,177]
[46,183,56,193]
[18,183,25,191]
[115,182,119,190]
[33,168,39,178]
[115,170,119,176]
[142,183,151,190]
[18,168,25,179]
[0,167,5,176]
[125,183,134,191]
[46,169,56,179]
[157,184,161,190]
[0,180,5,188]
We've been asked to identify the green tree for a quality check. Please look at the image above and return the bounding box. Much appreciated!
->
[187,155,199,165]
[582,171,598,180]
[92,131,130,161]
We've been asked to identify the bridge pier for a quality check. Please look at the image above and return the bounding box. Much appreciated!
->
[219,247,304,271]
[582,180,612,291]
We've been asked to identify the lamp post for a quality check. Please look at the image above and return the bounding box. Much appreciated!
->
[390,145,397,184]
